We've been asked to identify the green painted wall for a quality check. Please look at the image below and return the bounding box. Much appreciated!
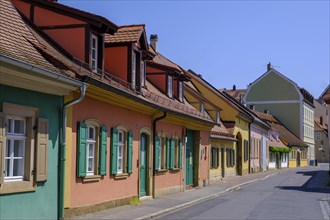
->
[254,103,300,138]
[246,71,300,102]
[0,84,63,219]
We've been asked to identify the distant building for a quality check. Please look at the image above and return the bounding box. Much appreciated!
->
[244,64,315,165]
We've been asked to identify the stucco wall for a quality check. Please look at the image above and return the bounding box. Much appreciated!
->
[0,85,62,219]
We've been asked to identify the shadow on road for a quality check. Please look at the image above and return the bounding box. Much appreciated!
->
[276,170,330,194]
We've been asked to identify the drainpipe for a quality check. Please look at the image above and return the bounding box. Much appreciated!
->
[59,84,87,220]
[152,111,167,198]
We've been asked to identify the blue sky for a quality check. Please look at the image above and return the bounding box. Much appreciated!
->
[61,0,329,98]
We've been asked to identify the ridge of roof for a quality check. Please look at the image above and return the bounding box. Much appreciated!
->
[25,0,118,33]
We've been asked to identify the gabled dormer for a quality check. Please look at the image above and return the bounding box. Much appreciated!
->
[104,24,149,92]
[184,80,222,125]
[146,35,189,101]
[12,0,117,72]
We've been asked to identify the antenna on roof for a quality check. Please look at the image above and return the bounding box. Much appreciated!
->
[267,62,272,71]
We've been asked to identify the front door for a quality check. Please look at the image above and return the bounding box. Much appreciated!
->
[185,130,194,186]
[139,133,148,197]
[297,151,301,167]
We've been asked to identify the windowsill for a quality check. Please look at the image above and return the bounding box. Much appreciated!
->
[156,169,167,173]
[170,168,181,172]
[82,175,101,182]
[0,181,35,195]
[114,173,129,179]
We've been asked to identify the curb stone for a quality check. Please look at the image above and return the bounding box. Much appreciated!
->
[135,172,279,220]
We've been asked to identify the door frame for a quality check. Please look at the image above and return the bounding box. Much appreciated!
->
[139,128,151,197]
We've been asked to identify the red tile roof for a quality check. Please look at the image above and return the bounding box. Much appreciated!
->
[254,111,308,147]
[27,0,118,33]
[105,24,144,44]
[0,0,83,78]
[223,89,246,102]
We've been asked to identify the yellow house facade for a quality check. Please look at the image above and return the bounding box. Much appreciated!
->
[186,70,252,176]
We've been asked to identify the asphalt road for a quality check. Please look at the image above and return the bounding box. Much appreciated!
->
[158,166,330,220]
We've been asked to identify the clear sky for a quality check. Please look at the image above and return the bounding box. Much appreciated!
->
[60,0,329,98]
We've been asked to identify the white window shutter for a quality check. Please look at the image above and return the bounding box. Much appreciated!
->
[0,112,6,185]
[36,118,48,182]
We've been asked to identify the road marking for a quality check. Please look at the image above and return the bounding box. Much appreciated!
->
[319,200,330,220]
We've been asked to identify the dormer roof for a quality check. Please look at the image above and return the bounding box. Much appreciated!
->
[22,0,118,33]
[105,24,148,50]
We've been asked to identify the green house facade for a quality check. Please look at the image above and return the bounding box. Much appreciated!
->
[244,67,315,165]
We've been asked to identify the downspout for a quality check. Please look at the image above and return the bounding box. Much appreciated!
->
[59,84,87,220]
[152,111,167,198]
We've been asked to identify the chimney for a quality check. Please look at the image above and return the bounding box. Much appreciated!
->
[249,105,255,110]
[150,34,158,52]
[267,62,272,71]
[264,109,269,114]
[232,85,236,91]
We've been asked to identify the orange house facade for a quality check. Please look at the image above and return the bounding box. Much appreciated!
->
[12,1,215,217]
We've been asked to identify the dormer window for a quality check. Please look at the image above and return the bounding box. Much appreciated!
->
[216,111,220,124]
[141,61,146,87]
[132,52,137,90]
[91,34,98,72]
[167,75,173,98]
[200,103,205,113]
[178,81,183,102]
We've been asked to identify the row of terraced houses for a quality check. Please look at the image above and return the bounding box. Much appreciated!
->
[1,0,329,219]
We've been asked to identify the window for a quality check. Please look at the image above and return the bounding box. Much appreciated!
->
[77,121,107,178]
[167,75,173,98]
[200,103,205,113]
[141,60,146,87]
[244,140,248,161]
[211,147,219,168]
[155,135,182,171]
[91,34,98,72]
[315,132,321,140]
[269,152,276,162]
[1,103,48,194]
[132,52,137,90]
[226,148,235,167]
[178,81,183,102]
[216,111,220,125]
[110,127,133,175]
[173,139,182,169]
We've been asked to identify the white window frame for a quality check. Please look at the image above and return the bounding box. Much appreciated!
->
[167,75,173,98]
[86,126,96,176]
[117,130,125,174]
[141,60,146,87]
[178,81,183,102]
[200,103,205,113]
[91,34,98,72]
[216,111,220,124]
[5,116,26,182]
[158,137,162,170]
[132,52,137,89]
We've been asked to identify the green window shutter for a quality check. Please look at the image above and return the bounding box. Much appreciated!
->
[111,127,118,175]
[211,147,215,168]
[166,138,170,169]
[127,130,133,174]
[232,149,235,166]
[179,139,182,168]
[0,112,6,185]
[155,136,160,170]
[170,138,175,169]
[99,125,107,176]
[77,121,87,177]
[36,118,48,181]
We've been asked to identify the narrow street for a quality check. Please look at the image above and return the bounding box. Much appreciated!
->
[158,165,330,220]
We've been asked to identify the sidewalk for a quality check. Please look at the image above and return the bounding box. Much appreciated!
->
[69,166,328,220]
